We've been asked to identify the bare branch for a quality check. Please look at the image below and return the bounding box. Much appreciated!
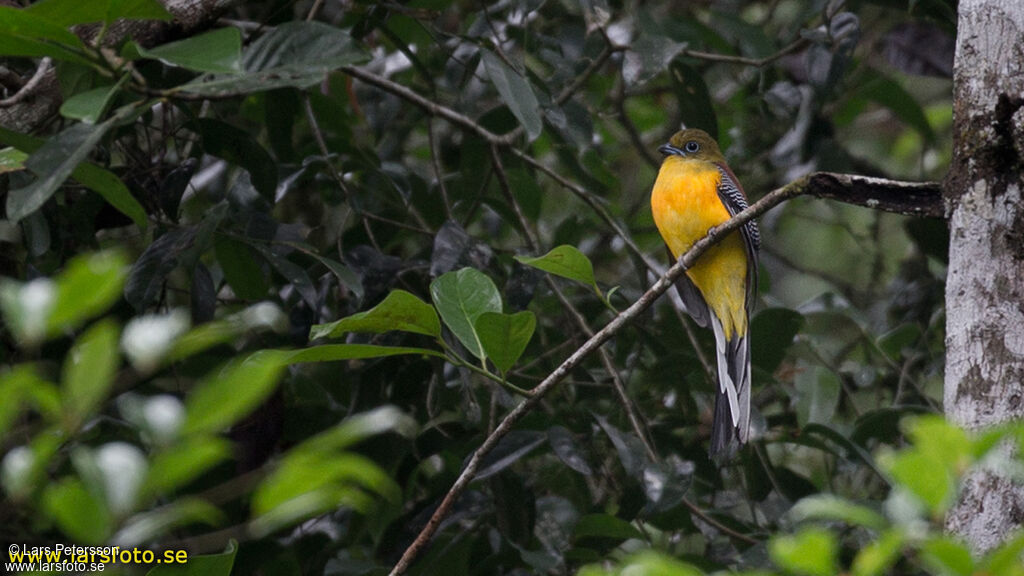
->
[387,174,807,576]
[0,58,52,108]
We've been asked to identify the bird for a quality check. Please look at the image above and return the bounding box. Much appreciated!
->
[650,128,760,458]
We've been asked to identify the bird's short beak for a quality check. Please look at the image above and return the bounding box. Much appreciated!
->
[659,144,685,157]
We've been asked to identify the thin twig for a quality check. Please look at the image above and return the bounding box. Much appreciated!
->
[0,58,52,108]
[683,38,808,68]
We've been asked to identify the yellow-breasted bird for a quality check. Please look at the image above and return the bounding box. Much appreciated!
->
[650,128,760,457]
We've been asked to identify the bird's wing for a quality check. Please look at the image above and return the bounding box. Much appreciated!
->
[715,164,760,315]
[668,247,711,328]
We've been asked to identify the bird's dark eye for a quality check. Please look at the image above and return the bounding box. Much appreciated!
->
[684,140,700,153]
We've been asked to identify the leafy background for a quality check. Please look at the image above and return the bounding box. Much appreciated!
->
[1,0,1021,575]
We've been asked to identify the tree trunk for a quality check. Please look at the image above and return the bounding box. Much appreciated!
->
[944,0,1024,553]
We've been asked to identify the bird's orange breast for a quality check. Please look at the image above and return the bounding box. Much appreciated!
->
[651,156,749,338]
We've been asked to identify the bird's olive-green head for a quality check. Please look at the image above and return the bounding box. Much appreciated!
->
[659,129,726,164]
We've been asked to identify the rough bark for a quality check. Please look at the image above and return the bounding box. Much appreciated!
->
[0,0,243,133]
[944,0,1024,553]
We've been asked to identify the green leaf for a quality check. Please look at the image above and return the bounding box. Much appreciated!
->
[788,494,888,530]
[0,147,27,174]
[49,250,128,335]
[905,415,973,475]
[113,498,223,548]
[0,126,148,228]
[475,311,535,373]
[750,308,804,373]
[852,529,905,576]
[310,290,441,340]
[179,21,367,97]
[515,245,599,294]
[143,437,232,496]
[877,323,922,362]
[182,350,288,436]
[43,478,112,544]
[138,27,242,73]
[921,536,975,576]
[59,76,128,124]
[769,527,838,576]
[795,365,840,427]
[430,268,502,360]
[880,450,954,516]
[194,118,278,200]
[6,119,117,222]
[623,32,687,86]
[27,0,171,26]
[573,514,644,541]
[288,406,416,456]
[214,236,269,300]
[864,73,936,143]
[480,49,542,141]
[0,6,90,64]
[168,302,286,362]
[145,540,237,576]
[62,319,119,430]
[281,344,446,364]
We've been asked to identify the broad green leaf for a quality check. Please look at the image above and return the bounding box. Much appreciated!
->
[0,147,27,174]
[547,426,593,475]
[475,310,535,373]
[480,49,542,141]
[430,268,502,359]
[145,540,237,576]
[253,452,399,517]
[167,302,286,362]
[880,450,953,516]
[750,308,804,373]
[138,27,242,73]
[43,478,112,544]
[179,21,366,97]
[289,406,416,456]
[788,494,887,530]
[795,365,840,427]
[194,118,277,200]
[27,0,172,26]
[310,290,441,340]
[112,498,222,548]
[0,6,90,64]
[0,125,147,228]
[573,514,644,541]
[62,319,119,430]
[623,32,687,86]
[877,323,922,362]
[183,350,288,436]
[143,437,232,497]
[515,245,599,294]
[214,236,269,300]
[905,415,973,475]
[281,344,446,364]
[49,250,128,335]
[579,552,703,576]
[124,227,197,311]
[852,529,905,576]
[921,536,974,576]
[769,527,838,576]
[6,120,117,222]
[59,76,128,124]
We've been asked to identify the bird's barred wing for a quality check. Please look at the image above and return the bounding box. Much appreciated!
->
[715,165,760,314]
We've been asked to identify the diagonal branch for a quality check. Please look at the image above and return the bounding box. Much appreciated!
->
[387,173,807,576]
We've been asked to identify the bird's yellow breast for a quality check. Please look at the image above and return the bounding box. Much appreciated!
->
[651,156,749,338]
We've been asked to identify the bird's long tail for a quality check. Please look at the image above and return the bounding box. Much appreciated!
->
[709,315,751,458]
